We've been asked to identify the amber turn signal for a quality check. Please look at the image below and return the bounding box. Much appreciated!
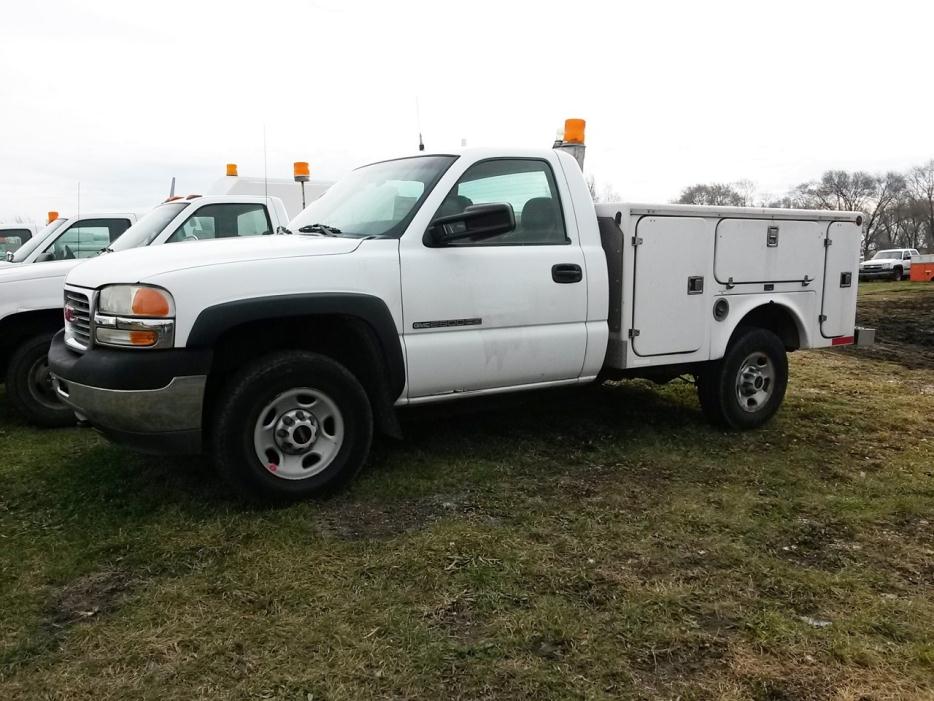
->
[131,288,171,317]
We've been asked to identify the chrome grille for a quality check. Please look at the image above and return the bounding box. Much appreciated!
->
[64,290,92,351]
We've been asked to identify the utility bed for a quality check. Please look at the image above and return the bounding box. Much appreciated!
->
[595,203,862,370]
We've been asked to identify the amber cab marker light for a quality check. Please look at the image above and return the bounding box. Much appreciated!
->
[293,161,310,182]
[226,163,238,177]
[131,288,170,317]
[47,210,59,224]
[563,118,586,144]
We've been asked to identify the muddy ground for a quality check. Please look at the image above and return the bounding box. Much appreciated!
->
[848,282,934,369]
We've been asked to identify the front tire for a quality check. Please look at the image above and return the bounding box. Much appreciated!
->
[5,334,76,428]
[893,266,904,281]
[696,327,788,430]
[211,351,373,502]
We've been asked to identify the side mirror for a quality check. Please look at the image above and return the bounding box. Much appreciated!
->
[4,251,13,262]
[425,203,516,246]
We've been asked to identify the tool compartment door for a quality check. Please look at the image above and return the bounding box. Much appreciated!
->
[631,216,711,356]
[820,221,860,337]
[715,219,824,284]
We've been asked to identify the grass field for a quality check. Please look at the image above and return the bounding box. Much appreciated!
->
[1,281,932,700]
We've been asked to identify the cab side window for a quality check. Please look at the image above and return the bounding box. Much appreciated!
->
[42,219,131,260]
[166,203,272,243]
[0,229,29,255]
[432,159,567,245]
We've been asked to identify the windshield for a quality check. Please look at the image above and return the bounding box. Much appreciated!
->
[289,155,457,238]
[109,202,189,251]
[9,219,66,262]
[872,250,902,260]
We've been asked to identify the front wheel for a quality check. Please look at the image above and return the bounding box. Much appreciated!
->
[211,351,373,502]
[5,334,76,428]
[893,267,904,281]
[696,327,788,430]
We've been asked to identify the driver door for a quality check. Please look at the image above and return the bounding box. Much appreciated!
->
[399,157,588,399]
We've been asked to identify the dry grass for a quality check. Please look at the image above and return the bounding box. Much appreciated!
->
[0,281,932,699]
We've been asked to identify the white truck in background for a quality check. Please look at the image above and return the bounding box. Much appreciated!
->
[0,223,38,256]
[0,193,293,427]
[3,213,139,266]
[50,119,873,502]
[858,248,920,281]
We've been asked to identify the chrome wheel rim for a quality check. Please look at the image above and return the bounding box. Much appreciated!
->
[28,355,62,410]
[735,352,775,413]
[252,388,344,480]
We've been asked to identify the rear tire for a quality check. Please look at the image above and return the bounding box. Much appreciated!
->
[696,327,788,430]
[211,351,373,502]
[5,334,76,428]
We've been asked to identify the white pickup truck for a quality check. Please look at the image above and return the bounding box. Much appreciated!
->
[1,195,291,427]
[50,121,872,501]
[858,248,920,281]
[3,213,138,265]
[0,224,38,256]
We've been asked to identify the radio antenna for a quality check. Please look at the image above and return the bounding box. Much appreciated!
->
[416,97,424,152]
[168,176,176,198]
[76,181,80,216]
[263,124,269,199]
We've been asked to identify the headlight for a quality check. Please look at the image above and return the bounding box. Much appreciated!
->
[94,284,175,349]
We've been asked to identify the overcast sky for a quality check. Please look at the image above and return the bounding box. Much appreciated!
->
[2,0,932,223]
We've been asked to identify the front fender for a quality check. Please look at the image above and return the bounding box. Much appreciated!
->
[186,292,405,399]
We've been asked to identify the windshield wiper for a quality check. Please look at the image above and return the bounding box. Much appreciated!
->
[298,223,343,236]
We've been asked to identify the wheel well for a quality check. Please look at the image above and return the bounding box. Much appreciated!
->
[0,309,63,380]
[730,303,801,351]
[202,314,401,439]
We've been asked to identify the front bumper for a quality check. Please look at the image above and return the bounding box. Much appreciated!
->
[859,268,896,279]
[48,330,211,454]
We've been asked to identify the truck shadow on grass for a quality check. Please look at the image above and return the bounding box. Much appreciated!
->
[17,378,707,526]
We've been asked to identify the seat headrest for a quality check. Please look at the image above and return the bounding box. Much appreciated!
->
[522,197,559,231]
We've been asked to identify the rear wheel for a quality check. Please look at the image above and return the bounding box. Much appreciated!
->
[5,334,76,428]
[696,327,788,430]
[211,351,373,502]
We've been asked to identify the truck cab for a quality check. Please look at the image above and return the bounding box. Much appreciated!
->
[49,126,870,502]
[0,224,38,256]
[0,194,292,428]
[3,214,137,265]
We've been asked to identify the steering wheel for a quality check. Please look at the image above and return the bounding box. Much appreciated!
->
[63,245,76,260]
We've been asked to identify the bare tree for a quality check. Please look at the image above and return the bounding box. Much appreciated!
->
[585,175,620,203]
[676,183,746,207]
[908,160,934,250]
[793,171,904,257]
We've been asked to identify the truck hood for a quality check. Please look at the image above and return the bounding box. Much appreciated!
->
[860,258,898,266]
[0,259,82,284]
[66,234,364,288]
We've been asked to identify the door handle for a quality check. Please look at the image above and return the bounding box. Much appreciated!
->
[552,263,582,284]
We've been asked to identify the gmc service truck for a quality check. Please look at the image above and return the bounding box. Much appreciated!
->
[1,194,291,427]
[50,120,872,501]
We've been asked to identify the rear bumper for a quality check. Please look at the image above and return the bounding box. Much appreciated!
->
[48,330,209,454]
